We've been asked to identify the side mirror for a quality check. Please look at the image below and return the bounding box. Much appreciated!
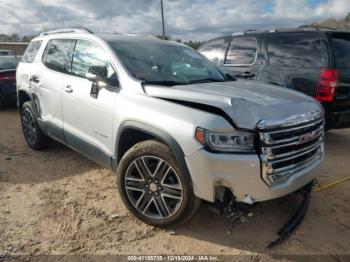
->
[86,72,98,82]
[86,66,109,88]
[86,69,107,99]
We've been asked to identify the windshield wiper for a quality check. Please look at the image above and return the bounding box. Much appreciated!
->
[187,78,227,84]
[141,80,186,87]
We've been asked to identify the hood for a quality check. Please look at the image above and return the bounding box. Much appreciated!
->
[143,80,323,130]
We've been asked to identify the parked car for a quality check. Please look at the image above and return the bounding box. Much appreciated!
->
[0,56,20,108]
[16,28,324,226]
[198,27,350,130]
[0,50,14,56]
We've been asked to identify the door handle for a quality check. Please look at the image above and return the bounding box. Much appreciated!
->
[65,85,73,93]
[236,72,255,78]
[30,75,40,84]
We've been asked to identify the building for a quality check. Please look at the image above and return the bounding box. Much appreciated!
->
[0,42,29,56]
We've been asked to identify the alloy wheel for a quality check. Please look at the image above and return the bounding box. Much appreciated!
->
[22,108,37,145]
[124,156,183,220]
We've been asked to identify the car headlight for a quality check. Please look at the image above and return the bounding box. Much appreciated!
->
[195,127,255,153]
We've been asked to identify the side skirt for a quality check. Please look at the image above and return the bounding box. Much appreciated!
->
[37,119,113,169]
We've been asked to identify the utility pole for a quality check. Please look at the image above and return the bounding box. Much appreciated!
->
[160,0,165,39]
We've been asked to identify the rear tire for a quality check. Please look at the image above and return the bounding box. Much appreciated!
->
[20,101,50,150]
[117,140,201,227]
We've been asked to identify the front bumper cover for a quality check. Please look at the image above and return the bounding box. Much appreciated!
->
[185,145,323,203]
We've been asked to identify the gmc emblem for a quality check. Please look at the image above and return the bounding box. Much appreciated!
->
[299,131,318,144]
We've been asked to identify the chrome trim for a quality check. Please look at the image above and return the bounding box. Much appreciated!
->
[264,143,321,169]
[260,121,323,145]
[262,136,323,160]
[257,110,323,130]
[264,148,322,184]
[259,115,325,185]
[264,118,323,135]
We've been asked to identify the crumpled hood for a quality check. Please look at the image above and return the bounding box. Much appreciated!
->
[143,80,323,130]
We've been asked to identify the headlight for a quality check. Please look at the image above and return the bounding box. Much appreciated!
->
[195,127,255,153]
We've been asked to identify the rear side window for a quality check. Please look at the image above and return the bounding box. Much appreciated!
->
[72,40,118,86]
[42,39,76,73]
[266,34,323,68]
[225,37,257,65]
[198,38,230,65]
[331,33,350,69]
[0,56,20,70]
[21,41,42,63]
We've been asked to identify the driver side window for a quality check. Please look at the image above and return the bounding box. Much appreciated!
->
[72,40,118,87]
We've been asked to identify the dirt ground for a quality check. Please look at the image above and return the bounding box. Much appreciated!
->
[0,107,349,260]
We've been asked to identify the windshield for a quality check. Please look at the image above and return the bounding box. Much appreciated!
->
[109,40,226,85]
[0,56,19,70]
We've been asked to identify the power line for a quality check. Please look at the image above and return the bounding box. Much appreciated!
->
[160,0,165,39]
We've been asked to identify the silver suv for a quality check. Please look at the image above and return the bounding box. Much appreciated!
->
[16,28,324,226]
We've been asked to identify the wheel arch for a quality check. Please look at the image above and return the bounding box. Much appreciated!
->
[114,121,192,185]
[17,89,41,114]
[17,89,32,109]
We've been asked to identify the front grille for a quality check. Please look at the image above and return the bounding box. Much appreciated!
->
[259,114,324,185]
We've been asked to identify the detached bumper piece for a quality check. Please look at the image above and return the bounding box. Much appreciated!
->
[268,183,312,248]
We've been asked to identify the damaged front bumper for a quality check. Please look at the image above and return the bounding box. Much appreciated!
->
[268,182,313,248]
[185,147,323,203]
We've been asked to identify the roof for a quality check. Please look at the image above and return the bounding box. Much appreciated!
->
[231,26,349,36]
[97,33,180,46]
[35,28,181,47]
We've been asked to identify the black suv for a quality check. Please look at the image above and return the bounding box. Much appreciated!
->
[198,27,350,129]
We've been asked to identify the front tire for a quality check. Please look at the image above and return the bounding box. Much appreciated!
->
[117,140,201,227]
[20,101,50,150]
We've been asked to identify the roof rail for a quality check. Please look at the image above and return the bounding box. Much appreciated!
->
[268,25,336,33]
[232,29,267,36]
[40,27,93,36]
[298,25,337,31]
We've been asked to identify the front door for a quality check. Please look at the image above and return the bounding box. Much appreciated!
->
[220,36,261,81]
[61,39,119,167]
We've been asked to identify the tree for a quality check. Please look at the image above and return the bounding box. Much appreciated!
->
[154,35,203,49]
[155,34,171,40]
[346,12,350,22]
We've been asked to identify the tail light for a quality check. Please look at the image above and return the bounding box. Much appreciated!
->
[316,69,339,102]
[0,73,16,81]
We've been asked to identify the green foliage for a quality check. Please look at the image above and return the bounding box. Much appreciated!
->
[346,12,350,22]
[312,12,350,31]
[155,34,171,40]
[155,34,203,49]
[0,33,34,42]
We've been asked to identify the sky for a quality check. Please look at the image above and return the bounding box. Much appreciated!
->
[1,0,350,41]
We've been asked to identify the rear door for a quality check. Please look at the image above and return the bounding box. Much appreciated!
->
[329,32,350,109]
[16,40,43,102]
[39,39,76,141]
[259,32,326,97]
[221,36,261,80]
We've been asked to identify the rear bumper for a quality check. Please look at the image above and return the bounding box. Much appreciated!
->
[0,88,17,105]
[185,145,323,203]
[326,109,350,129]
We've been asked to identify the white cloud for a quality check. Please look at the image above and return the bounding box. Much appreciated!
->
[0,0,349,41]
